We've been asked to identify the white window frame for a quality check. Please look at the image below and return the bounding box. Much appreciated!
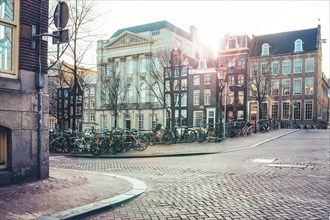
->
[294,39,303,53]
[282,60,291,74]
[204,74,211,85]
[204,89,211,105]
[261,43,270,56]
[193,90,200,105]
[293,78,302,95]
[271,101,279,119]
[282,101,290,120]
[271,79,279,96]
[193,111,204,127]
[193,75,200,86]
[294,59,302,73]
[305,77,314,95]
[304,100,313,120]
[271,61,280,75]
[282,79,290,96]
[305,57,314,73]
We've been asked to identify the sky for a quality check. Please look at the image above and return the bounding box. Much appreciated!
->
[84,0,329,77]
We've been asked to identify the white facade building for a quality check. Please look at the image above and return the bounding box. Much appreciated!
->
[96,20,212,131]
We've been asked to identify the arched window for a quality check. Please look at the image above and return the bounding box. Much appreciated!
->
[294,39,303,52]
[261,43,270,56]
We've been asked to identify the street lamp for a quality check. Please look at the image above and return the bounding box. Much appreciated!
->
[217,66,227,138]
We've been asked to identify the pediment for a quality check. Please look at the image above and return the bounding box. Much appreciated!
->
[105,31,153,50]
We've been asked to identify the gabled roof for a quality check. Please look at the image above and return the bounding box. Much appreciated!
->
[249,27,319,57]
[111,20,191,41]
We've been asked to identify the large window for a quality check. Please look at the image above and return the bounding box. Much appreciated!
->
[282,79,290,96]
[193,75,200,85]
[293,101,301,120]
[282,102,290,120]
[282,60,291,74]
[271,80,279,96]
[271,61,280,75]
[294,59,302,73]
[0,0,18,78]
[193,111,204,127]
[305,77,314,95]
[305,58,314,73]
[261,102,268,119]
[193,90,200,105]
[204,89,211,105]
[293,78,302,95]
[138,115,144,130]
[271,102,279,119]
[204,74,211,85]
[304,100,313,120]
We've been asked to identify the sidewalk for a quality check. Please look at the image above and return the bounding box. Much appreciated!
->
[72,129,299,158]
[0,129,298,220]
[0,168,146,220]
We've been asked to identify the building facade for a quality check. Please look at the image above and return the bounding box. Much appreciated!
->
[218,35,251,121]
[96,20,212,131]
[82,75,97,131]
[0,0,49,185]
[247,26,329,128]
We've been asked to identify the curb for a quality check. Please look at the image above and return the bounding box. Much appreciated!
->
[38,169,147,220]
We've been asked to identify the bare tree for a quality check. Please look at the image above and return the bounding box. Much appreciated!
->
[247,59,273,120]
[101,61,132,128]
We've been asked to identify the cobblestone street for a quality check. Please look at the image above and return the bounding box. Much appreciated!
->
[50,129,330,219]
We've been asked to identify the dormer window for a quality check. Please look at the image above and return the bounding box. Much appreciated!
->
[294,39,303,52]
[261,43,270,56]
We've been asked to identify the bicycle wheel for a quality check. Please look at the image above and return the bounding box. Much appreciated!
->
[90,143,101,156]
[135,135,149,151]
[163,132,174,145]
[186,130,196,143]
[195,130,206,143]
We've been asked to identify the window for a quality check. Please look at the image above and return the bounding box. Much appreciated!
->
[204,74,211,85]
[193,90,200,105]
[181,66,188,76]
[238,75,244,85]
[271,102,279,119]
[271,80,279,96]
[151,30,160,36]
[305,77,314,95]
[304,100,313,120]
[152,83,160,103]
[293,78,302,95]
[261,43,270,56]
[138,115,144,130]
[127,85,133,103]
[84,100,89,109]
[271,61,280,74]
[229,39,236,49]
[282,60,291,74]
[193,111,204,127]
[0,0,18,78]
[204,89,211,105]
[293,101,301,120]
[282,102,290,120]
[238,91,244,105]
[193,75,200,86]
[261,63,268,75]
[173,80,179,91]
[90,112,95,122]
[90,99,95,108]
[164,68,171,78]
[84,88,89,97]
[0,126,9,169]
[139,58,146,73]
[165,81,170,92]
[294,39,303,52]
[261,102,268,119]
[305,58,314,72]
[260,81,268,96]
[174,67,180,77]
[181,93,187,107]
[282,79,290,96]
[238,56,245,69]
[151,115,158,129]
[101,115,107,131]
[127,60,133,74]
[228,57,236,67]
[250,63,258,75]
[228,75,234,85]
[139,83,147,102]
[294,59,302,73]
[219,58,226,68]
[229,91,234,104]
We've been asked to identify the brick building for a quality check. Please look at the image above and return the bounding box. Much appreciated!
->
[247,26,329,128]
[0,0,49,185]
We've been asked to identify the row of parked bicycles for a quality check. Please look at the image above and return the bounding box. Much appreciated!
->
[49,118,300,156]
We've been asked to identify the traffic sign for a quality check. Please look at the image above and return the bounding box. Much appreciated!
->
[54,1,69,29]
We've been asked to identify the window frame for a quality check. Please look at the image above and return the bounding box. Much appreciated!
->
[305,57,314,73]
[0,0,19,78]
[282,60,291,74]
[294,39,303,53]
[305,77,314,95]
[261,43,270,56]
[304,100,313,120]
[294,59,302,74]
[293,78,302,95]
